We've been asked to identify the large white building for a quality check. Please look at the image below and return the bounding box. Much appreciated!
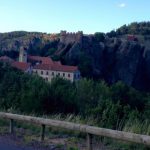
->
[0,48,81,82]
[14,49,81,82]
[0,49,81,82]
[33,63,80,82]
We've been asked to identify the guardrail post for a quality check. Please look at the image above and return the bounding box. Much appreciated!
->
[87,133,93,150]
[40,124,45,141]
[10,119,14,134]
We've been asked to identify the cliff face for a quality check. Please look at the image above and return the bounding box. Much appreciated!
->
[0,31,150,91]
[52,32,150,91]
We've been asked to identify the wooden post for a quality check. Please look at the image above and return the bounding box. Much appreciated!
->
[87,133,92,150]
[10,119,14,134]
[40,124,45,141]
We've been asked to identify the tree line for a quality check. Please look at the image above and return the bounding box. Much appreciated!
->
[107,22,150,37]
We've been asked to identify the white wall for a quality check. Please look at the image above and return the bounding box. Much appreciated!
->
[33,69,81,82]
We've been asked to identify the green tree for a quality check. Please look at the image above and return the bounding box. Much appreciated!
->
[94,32,105,42]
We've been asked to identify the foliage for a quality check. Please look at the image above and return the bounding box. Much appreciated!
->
[78,52,93,78]
[43,77,77,114]
[107,21,150,37]
[94,32,105,42]
[0,63,149,131]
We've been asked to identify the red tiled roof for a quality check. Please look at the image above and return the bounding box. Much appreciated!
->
[0,56,14,63]
[33,64,52,70]
[28,55,78,72]
[55,65,78,72]
[28,55,53,64]
[11,62,31,71]
[53,61,61,65]
[33,64,78,72]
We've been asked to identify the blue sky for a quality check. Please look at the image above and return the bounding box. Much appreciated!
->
[0,0,150,33]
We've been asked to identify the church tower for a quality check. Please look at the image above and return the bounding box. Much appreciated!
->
[19,47,27,62]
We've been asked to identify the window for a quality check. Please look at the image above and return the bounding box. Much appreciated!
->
[58,73,60,76]
[52,72,54,76]
[63,73,65,77]
[46,71,49,75]
[41,71,43,75]
[68,74,70,78]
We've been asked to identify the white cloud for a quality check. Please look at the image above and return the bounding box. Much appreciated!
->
[118,3,126,8]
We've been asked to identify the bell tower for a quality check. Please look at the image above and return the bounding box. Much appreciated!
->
[19,47,27,62]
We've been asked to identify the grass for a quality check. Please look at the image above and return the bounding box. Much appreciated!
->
[123,119,150,135]
[67,147,79,150]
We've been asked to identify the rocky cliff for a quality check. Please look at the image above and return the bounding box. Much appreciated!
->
[57,33,147,91]
[1,25,150,91]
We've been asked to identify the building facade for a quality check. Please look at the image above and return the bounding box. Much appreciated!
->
[0,48,81,82]
[21,49,81,82]
[32,64,80,82]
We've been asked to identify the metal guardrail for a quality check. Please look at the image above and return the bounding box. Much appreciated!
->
[0,112,150,150]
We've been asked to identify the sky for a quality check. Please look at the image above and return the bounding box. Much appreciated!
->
[0,0,150,34]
